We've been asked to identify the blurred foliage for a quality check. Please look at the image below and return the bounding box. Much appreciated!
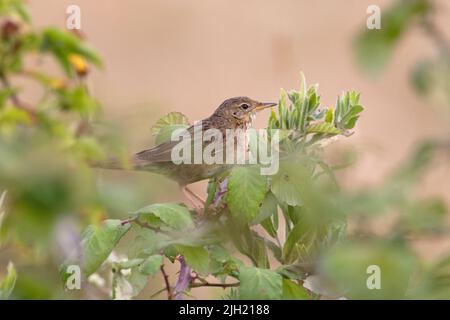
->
[0,261,16,299]
[355,0,450,107]
[0,0,129,299]
[0,0,449,301]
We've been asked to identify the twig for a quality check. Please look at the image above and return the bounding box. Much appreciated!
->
[160,264,173,300]
[190,281,240,288]
[150,287,167,299]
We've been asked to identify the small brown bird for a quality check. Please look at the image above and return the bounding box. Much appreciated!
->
[117,97,275,209]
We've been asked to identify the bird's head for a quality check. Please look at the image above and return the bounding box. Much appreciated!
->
[212,97,277,125]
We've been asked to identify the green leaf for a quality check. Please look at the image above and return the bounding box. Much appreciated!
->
[282,278,309,300]
[276,264,308,281]
[411,58,450,106]
[295,73,309,133]
[128,228,167,258]
[58,86,99,116]
[320,241,418,299]
[334,91,364,130]
[155,124,189,145]
[136,203,193,230]
[282,220,316,263]
[7,0,31,22]
[40,28,102,76]
[0,88,16,108]
[176,245,210,275]
[126,268,148,297]
[239,267,283,300]
[307,122,341,135]
[354,0,431,76]
[81,220,131,276]
[114,259,144,270]
[0,107,31,126]
[252,192,278,225]
[208,244,232,263]
[138,255,163,276]
[0,262,17,300]
[204,178,217,211]
[325,108,334,123]
[152,112,190,136]
[261,217,277,238]
[271,162,306,206]
[227,166,268,223]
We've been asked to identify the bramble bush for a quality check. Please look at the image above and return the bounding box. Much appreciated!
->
[1,0,449,300]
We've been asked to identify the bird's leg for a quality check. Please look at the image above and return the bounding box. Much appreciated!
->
[181,186,205,214]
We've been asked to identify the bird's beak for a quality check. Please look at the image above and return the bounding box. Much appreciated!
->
[255,102,277,111]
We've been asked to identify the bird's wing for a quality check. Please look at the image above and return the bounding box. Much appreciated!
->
[133,125,204,166]
[133,122,236,167]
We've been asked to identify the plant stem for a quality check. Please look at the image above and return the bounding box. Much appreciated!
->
[190,282,240,288]
[160,264,173,300]
[174,256,191,300]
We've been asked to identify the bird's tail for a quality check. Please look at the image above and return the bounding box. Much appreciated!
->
[91,156,132,171]
[91,153,156,172]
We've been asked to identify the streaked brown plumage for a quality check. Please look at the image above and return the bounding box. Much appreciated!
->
[133,97,276,185]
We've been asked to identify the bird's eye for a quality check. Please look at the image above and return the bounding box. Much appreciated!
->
[240,103,250,110]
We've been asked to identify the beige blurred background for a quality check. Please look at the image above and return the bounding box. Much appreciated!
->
[27,0,450,298]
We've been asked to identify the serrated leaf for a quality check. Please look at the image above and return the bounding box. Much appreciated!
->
[239,267,282,300]
[307,122,341,135]
[227,166,268,224]
[80,220,131,276]
[151,112,190,136]
[136,203,193,230]
[176,245,210,275]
